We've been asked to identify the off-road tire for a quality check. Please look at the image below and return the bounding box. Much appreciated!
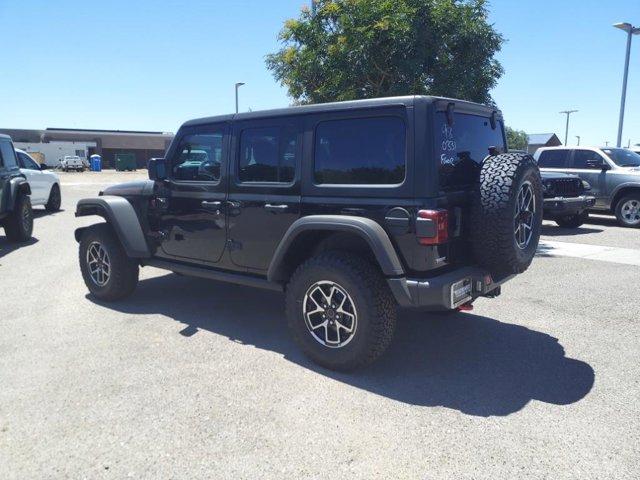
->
[45,184,61,212]
[555,211,588,229]
[285,251,396,371]
[471,153,543,275]
[4,194,33,242]
[614,194,640,228]
[79,223,139,301]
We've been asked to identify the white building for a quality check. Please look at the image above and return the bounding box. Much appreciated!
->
[14,140,96,167]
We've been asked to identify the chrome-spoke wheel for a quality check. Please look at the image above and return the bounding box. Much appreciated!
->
[514,181,535,249]
[620,199,640,225]
[86,241,111,286]
[303,281,357,348]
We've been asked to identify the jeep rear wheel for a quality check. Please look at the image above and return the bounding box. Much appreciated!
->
[4,194,33,242]
[285,251,396,371]
[471,153,543,275]
[79,223,139,301]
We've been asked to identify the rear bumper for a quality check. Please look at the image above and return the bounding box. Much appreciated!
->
[387,267,514,310]
[543,195,595,216]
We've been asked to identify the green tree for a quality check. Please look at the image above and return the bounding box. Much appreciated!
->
[505,126,528,151]
[266,0,504,105]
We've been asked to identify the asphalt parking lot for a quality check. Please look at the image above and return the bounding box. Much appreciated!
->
[1,171,638,479]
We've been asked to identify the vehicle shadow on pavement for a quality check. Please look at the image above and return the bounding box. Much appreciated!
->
[90,273,595,417]
[32,208,65,218]
[0,237,39,261]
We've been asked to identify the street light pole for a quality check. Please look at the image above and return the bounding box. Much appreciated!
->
[235,82,245,114]
[613,22,640,147]
[575,135,581,146]
[560,110,578,145]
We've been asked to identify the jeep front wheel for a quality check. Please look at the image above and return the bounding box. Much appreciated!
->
[285,251,396,371]
[4,194,33,242]
[79,224,139,301]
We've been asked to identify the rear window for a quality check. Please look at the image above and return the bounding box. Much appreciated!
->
[314,116,406,185]
[435,112,506,190]
[538,150,570,168]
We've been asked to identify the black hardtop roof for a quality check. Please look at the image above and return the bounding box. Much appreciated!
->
[181,95,501,128]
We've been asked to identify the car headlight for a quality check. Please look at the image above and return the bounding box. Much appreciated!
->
[581,180,592,191]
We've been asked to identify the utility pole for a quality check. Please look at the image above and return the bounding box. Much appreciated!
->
[575,135,581,146]
[560,110,578,145]
[613,23,639,147]
[235,82,245,114]
[311,0,317,15]
[604,141,609,146]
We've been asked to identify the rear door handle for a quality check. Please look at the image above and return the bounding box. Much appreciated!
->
[264,204,288,212]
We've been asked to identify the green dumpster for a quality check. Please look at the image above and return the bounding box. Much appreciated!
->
[115,153,137,171]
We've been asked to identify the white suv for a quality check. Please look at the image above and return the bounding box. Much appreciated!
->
[15,149,62,211]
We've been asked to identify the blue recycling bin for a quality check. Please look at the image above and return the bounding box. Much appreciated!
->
[90,155,102,172]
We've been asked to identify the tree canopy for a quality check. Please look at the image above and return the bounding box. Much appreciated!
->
[505,126,528,151]
[266,0,504,105]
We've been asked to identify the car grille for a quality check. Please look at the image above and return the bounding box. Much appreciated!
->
[548,178,582,197]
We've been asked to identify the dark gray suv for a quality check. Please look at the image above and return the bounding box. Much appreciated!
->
[535,146,640,227]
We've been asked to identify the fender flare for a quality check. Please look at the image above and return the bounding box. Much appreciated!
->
[610,182,640,208]
[7,177,31,211]
[74,195,150,258]
[267,215,405,283]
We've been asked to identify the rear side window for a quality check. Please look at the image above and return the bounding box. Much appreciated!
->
[238,126,297,183]
[435,112,506,189]
[0,140,18,168]
[538,150,570,168]
[314,117,406,185]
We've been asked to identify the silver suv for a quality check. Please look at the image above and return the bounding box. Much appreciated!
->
[534,146,640,227]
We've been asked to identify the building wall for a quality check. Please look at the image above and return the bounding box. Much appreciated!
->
[89,147,166,169]
[14,141,96,166]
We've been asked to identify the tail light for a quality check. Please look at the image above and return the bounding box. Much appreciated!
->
[416,209,449,245]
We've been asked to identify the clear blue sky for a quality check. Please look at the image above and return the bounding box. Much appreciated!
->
[1,0,638,147]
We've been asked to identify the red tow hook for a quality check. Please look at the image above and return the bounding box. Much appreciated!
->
[456,302,474,312]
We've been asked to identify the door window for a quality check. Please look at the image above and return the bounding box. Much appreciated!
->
[314,116,405,185]
[573,150,605,169]
[537,150,570,168]
[172,131,224,182]
[0,140,18,168]
[238,127,297,183]
[18,152,40,170]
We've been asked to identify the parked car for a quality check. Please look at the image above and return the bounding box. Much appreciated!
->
[0,135,33,242]
[540,171,595,228]
[15,149,61,211]
[60,155,84,172]
[74,96,543,371]
[534,146,640,227]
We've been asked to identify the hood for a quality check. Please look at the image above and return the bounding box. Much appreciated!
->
[101,180,154,197]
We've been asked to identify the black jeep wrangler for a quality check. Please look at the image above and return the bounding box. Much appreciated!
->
[75,97,543,371]
[0,134,34,242]
[541,171,595,228]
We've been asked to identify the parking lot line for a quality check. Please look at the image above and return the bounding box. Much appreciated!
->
[538,240,640,266]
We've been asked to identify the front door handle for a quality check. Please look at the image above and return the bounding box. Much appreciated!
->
[264,204,288,212]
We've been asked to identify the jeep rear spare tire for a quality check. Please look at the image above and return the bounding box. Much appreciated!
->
[471,153,543,275]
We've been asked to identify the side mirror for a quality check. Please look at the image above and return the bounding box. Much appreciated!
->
[40,164,48,170]
[148,157,167,180]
